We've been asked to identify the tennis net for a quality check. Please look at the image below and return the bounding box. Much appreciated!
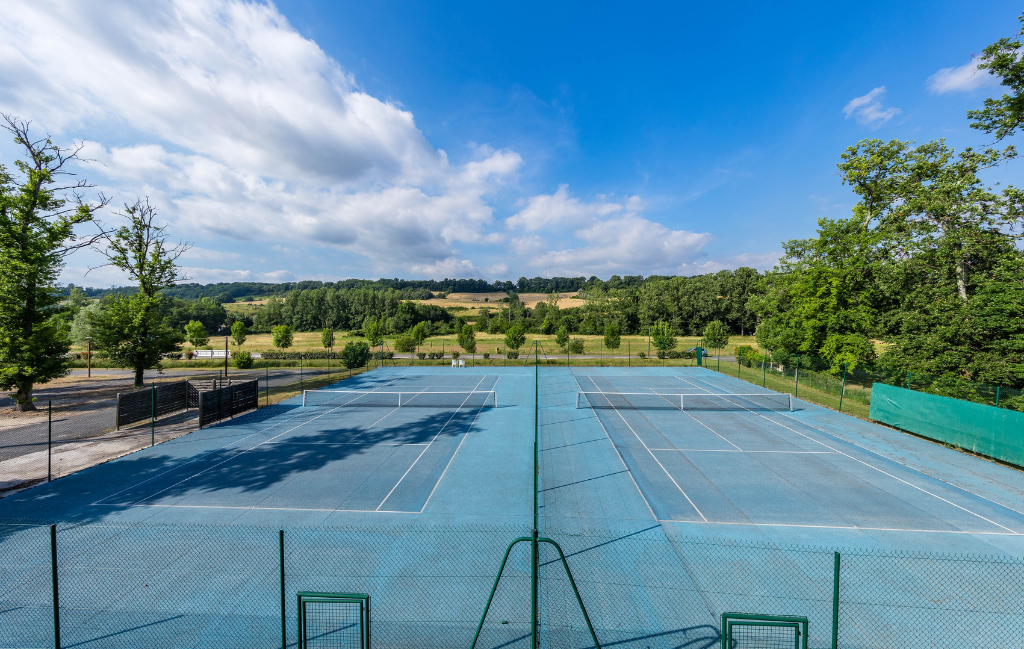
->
[576,391,793,411]
[302,390,497,408]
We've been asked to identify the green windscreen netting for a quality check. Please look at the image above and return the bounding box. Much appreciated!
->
[870,383,1024,467]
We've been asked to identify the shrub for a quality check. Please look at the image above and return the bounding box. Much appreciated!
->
[568,338,585,354]
[667,350,682,359]
[656,350,667,359]
[271,325,293,349]
[637,351,646,359]
[482,353,490,360]
[234,351,254,369]
[185,350,194,360]
[603,322,621,350]
[452,352,460,360]
[417,352,427,360]
[394,335,414,353]
[506,351,519,359]
[735,345,764,367]
[341,341,370,369]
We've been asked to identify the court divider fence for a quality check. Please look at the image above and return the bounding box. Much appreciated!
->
[2,518,1021,649]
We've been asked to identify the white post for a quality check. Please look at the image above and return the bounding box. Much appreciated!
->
[680,394,684,411]
[788,394,794,411]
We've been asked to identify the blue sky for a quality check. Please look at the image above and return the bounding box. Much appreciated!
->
[0,0,1019,286]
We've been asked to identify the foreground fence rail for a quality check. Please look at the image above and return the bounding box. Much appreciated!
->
[2,520,1021,649]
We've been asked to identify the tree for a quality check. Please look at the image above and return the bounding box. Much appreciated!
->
[458,324,477,353]
[232,320,249,347]
[272,325,293,349]
[504,324,526,352]
[603,322,621,350]
[0,115,108,410]
[651,321,677,353]
[91,198,188,386]
[363,317,384,348]
[91,294,182,383]
[568,337,585,354]
[555,324,570,349]
[216,291,233,304]
[702,320,730,350]
[70,302,103,344]
[320,327,334,350]
[185,320,209,348]
[410,321,428,348]
[968,12,1024,141]
[341,341,370,369]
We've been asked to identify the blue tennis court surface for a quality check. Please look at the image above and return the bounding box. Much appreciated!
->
[4,366,1024,648]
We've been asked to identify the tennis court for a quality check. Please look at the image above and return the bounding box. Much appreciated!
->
[3,365,1024,648]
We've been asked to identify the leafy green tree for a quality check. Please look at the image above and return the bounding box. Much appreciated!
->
[216,292,233,304]
[651,321,677,353]
[70,302,103,344]
[394,334,414,353]
[968,12,1024,141]
[272,325,293,349]
[363,317,384,348]
[458,324,477,353]
[185,320,209,348]
[410,321,428,347]
[341,341,370,369]
[568,337,585,354]
[702,320,730,350]
[320,327,334,350]
[603,322,621,350]
[232,320,249,347]
[91,294,182,383]
[234,350,254,369]
[504,324,526,352]
[0,115,108,409]
[555,324,570,349]
[92,198,188,386]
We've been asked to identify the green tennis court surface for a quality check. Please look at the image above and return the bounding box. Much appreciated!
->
[3,366,1024,647]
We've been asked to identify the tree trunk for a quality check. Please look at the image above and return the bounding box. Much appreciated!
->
[14,384,35,411]
[956,256,968,303]
[134,365,145,388]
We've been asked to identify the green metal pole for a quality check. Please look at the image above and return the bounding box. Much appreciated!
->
[533,344,539,648]
[50,523,60,649]
[151,384,155,446]
[832,551,841,649]
[762,352,767,388]
[266,364,270,408]
[47,400,52,482]
[717,344,721,371]
[907,372,912,389]
[532,528,538,649]
[839,364,848,413]
[996,386,1000,407]
[795,355,800,398]
[627,339,630,367]
[280,530,286,649]
[299,356,303,392]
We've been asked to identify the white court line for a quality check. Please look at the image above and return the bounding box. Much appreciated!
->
[90,503,419,514]
[93,375,405,507]
[658,518,1024,536]
[375,374,490,512]
[580,375,707,522]
[673,374,1022,534]
[648,449,837,454]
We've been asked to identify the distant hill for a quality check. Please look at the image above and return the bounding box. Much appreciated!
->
[67,274,662,300]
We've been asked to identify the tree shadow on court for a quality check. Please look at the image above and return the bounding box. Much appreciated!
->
[0,403,484,532]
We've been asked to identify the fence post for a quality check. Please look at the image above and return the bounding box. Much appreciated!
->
[795,355,800,398]
[832,551,841,649]
[299,356,303,392]
[907,372,912,389]
[996,386,1001,407]
[266,364,270,408]
[115,392,121,431]
[151,384,156,447]
[628,339,630,367]
[198,392,204,429]
[47,401,52,482]
[839,364,848,413]
[762,352,767,388]
[279,530,286,649]
[531,528,538,649]
[50,524,61,649]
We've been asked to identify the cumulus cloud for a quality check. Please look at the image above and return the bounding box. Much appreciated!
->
[506,186,713,276]
[928,57,998,94]
[843,87,900,127]
[0,0,521,277]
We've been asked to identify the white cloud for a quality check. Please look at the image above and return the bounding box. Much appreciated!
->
[928,57,998,94]
[0,0,521,275]
[408,257,481,279]
[506,186,712,277]
[178,267,297,283]
[843,87,901,127]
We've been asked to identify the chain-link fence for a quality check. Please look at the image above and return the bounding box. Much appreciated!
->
[2,519,1021,649]
[0,368,347,496]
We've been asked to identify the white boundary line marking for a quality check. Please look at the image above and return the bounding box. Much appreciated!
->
[375,375,488,511]
[569,374,659,522]
[673,374,1021,534]
[89,503,419,514]
[658,518,1024,536]
[581,375,707,522]
[647,449,837,454]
